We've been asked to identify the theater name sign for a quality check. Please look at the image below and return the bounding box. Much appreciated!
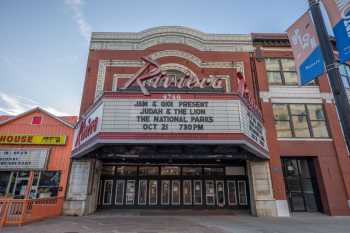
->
[72,57,268,158]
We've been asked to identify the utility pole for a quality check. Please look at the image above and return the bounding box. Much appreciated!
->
[308,0,350,149]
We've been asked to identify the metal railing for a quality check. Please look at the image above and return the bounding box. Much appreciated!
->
[0,196,64,227]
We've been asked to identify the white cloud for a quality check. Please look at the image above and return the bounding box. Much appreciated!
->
[65,0,92,41]
[0,91,69,116]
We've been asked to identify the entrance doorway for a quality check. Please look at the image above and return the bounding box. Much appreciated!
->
[98,164,249,209]
[282,158,322,212]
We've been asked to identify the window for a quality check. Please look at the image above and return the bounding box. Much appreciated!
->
[101,166,115,176]
[31,116,42,125]
[265,58,317,86]
[204,167,224,176]
[139,166,159,176]
[116,166,137,176]
[0,171,11,197]
[182,167,202,176]
[272,104,329,138]
[339,64,350,89]
[37,171,61,198]
[161,166,180,176]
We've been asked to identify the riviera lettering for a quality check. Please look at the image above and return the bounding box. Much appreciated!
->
[121,57,225,95]
[75,117,99,147]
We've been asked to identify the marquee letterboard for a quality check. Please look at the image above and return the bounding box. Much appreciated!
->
[102,99,242,133]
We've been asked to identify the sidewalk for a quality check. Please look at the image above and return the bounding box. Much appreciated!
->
[2,212,350,233]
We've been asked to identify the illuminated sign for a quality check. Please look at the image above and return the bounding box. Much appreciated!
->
[74,103,103,148]
[103,99,251,133]
[0,149,49,170]
[120,57,229,95]
[0,135,66,145]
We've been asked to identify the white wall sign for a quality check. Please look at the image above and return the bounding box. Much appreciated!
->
[0,149,49,170]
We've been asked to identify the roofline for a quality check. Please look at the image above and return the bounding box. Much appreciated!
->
[0,107,75,128]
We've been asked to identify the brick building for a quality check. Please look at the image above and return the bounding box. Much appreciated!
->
[64,26,350,217]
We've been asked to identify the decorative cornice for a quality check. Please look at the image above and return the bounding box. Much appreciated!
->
[90,26,254,52]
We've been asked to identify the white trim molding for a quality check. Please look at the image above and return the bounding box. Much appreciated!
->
[278,138,333,141]
[259,86,334,104]
[90,26,254,52]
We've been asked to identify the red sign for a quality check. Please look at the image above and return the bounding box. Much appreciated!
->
[121,57,226,95]
[236,71,262,119]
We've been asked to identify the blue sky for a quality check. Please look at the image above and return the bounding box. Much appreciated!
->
[0,0,314,116]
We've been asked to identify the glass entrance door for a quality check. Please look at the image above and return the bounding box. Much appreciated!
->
[161,180,170,205]
[98,164,250,210]
[183,180,192,205]
[282,158,321,212]
[216,180,225,207]
[149,180,157,205]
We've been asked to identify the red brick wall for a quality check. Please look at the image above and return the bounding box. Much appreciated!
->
[254,48,350,215]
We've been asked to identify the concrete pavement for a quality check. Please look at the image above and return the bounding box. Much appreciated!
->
[2,212,350,233]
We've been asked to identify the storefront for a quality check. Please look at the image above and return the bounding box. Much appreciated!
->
[0,107,76,225]
[0,149,61,199]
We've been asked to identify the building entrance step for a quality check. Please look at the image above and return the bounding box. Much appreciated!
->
[94,209,250,216]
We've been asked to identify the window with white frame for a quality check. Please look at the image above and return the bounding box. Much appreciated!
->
[265,58,317,86]
[272,103,329,138]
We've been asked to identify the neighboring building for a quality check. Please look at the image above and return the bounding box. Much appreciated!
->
[64,26,350,217]
[0,108,77,225]
[253,33,350,216]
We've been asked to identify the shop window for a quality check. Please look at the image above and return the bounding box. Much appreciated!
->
[0,171,11,197]
[161,166,180,176]
[272,103,329,138]
[29,171,41,199]
[31,116,42,125]
[182,167,202,176]
[139,166,159,176]
[265,58,317,86]
[37,171,61,198]
[9,171,30,198]
[116,166,137,176]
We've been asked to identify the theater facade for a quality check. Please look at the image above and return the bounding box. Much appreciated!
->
[64,27,350,217]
